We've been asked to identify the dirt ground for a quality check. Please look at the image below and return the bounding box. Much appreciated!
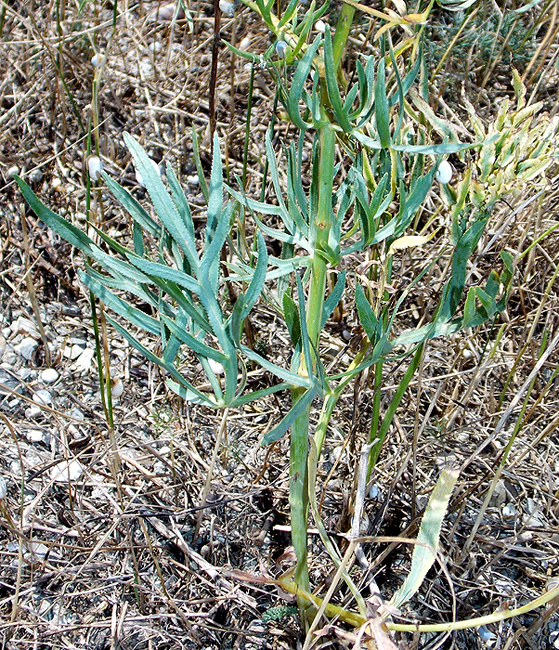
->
[1,1,559,648]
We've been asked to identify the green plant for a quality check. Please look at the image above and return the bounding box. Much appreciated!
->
[15,0,558,638]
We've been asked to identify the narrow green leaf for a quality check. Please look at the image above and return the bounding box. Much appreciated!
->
[287,35,322,131]
[240,232,268,321]
[101,173,160,239]
[16,177,96,257]
[323,28,352,132]
[124,134,195,261]
[241,345,312,388]
[206,131,224,245]
[283,290,301,347]
[166,163,199,272]
[321,271,346,329]
[161,315,228,363]
[355,284,379,344]
[375,58,391,148]
[127,255,201,295]
[192,127,209,202]
[296,274,314,380]
[262,386,318,445]
[229,381,291,408]
[80,270,161,335]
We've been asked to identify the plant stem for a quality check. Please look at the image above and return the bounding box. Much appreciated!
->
[289,119,336,620]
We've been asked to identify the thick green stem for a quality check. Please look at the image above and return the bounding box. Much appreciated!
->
[289,388,311,612]
[289,120,336,620]
[307,123,336,347]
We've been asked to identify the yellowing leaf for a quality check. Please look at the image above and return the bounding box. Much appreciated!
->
[387,230,439,257]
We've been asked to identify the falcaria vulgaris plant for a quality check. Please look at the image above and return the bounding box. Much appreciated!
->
[17,0,559,640]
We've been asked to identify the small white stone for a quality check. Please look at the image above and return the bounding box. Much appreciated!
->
[70,344,86,360]
[72,347,95,373]
[275,40,288,59]
[7,165,20,179]
[52,177,63,190]
[0,476,7,500]
[25,427,48,443]
[239,36,251,51]
[478,625,497,647]
[33,389,51,405]
[25,406,43,419]
[41,368,59,383]
[14,317,40,339]
[28,542,49,559]
[315,19,326,33]
[436,160,453,184]
[219,0,235,17]
[501,503,516,520]
[68,407,84,421]
[50,459,83,483]
[0,335,5,360]
[14,337,37,360]
[331,445,346,463]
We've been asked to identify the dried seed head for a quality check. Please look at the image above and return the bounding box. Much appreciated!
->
[275,40,288,59]
[88,155,103,182]
[91,52,106,68]
[435,160,453,184]
[111,378,124,398]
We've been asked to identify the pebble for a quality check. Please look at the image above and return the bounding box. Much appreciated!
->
[23,427,49,444]
[50,460,84,483]
[13,317,40,339]
[331,445,347,464]
[41,368,59,383]
[0,335,7,360]
[25,406,43,419]
[219,0,235,17]
[478,625,497,647]
[14,337,37,360]
[68,407,84,421]
[33,389,52,405]
[239,36,251,51]
[501,503,516,520]
[66,343,86,360]
[72,348,95,373]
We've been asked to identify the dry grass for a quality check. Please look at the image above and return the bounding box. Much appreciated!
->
[1,1,559,649]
